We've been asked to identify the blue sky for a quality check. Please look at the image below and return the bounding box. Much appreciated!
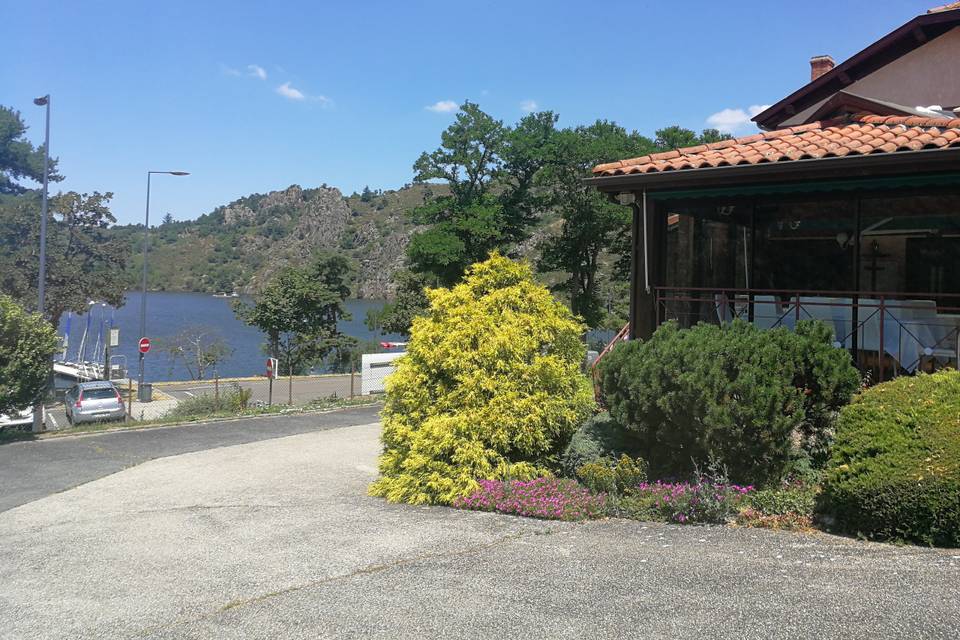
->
[3,0,936,225]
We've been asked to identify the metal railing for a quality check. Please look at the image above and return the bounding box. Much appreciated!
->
[655,286,960,382]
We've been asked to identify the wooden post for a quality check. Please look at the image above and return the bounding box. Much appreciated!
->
[288,365,293,405]
[127,379,133,421]
[630,195,664,341]
[350,363,356,399]
[214,373,220,411]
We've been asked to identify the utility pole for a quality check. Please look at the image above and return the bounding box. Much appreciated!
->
[32,95,50,434]
[138,170,189,399]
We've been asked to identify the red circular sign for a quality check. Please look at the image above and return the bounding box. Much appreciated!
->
[138,337,151,354]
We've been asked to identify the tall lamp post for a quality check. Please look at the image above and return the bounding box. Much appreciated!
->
[138,170,189,399]
[32,95,50,434]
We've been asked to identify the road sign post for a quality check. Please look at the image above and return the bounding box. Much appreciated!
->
[137,338,152,402]
[266,358,277,406]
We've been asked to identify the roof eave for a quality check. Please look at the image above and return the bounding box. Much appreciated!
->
[585,147,960,193]
[752,9,960,130]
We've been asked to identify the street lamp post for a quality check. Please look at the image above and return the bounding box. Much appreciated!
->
[32,95,50,434]
[138,171,189,399]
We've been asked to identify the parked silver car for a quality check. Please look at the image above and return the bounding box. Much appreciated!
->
[64,381,126,425]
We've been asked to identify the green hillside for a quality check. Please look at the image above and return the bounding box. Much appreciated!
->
[110,183,441,298]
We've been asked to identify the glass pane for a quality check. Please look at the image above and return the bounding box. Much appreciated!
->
[754,198,856,292]
[664,202,751,327]
[860,193,960,298]
[83,388,116,400]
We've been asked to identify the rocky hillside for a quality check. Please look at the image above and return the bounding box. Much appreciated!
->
[112,183,437,298]
[111,181,561,298]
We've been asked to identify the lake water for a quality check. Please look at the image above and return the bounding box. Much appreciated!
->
[56,292,403,382]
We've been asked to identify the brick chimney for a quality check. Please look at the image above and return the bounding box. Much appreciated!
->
[810,55,836,81]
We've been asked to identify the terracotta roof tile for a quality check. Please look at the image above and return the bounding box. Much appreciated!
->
[592,114,960,177]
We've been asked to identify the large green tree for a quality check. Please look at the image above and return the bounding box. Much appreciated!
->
[0,294,58,415]
[1,103,126,328]
[539,124,732,328]
[537,121,657,326]
[0,106,61,195]
[376,102,558,333]
[408,104,557,284]
[234,252,355,377]
[0,191,128,326]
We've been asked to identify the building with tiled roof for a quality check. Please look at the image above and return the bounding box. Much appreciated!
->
[588,5,960,382]
[593,114,960,178]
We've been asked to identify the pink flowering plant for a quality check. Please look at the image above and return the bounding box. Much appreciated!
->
[626,479,754,524]
[608,460,754,524]
[453,477,607,521]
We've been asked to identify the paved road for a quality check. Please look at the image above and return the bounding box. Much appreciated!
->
[38,375,364,431]
[1,419,958,639]
[0,404,381,513]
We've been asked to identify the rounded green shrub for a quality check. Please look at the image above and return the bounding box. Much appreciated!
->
[369,254,595,505]
[818,371,960,546]
[561,412,642,475]
[599,320,859,484]
[576,461,617,494]
[576,454,648,495]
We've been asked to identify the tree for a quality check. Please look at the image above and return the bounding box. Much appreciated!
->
[654,125,730,151]
[365,269,430,336]
[0,294,58,415]
[369,254,594,505]
[0,191,128,326]
[360,186,374,202]
[0,106,62,195]
[161,212,174,226]
[408,102,559,285]
[538,124,733,328]
[161,325,232,380]
[234,252,355,379]
[376,102,558,333]
[537,121,657,326]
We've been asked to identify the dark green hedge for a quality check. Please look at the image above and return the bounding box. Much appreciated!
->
[599,320,859,484]
[818,371,960,546]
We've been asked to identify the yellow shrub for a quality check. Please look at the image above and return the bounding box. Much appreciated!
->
[369,254,595,505]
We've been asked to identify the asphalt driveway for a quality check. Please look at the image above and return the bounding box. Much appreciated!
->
[0,419,958,639]
[0,404,381,513]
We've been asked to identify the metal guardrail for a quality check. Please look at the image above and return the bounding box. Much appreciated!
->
[655,286,960,382]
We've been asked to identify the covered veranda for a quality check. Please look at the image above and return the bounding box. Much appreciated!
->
[587,115,960,381]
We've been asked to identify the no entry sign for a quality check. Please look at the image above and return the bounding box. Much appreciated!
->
[138,337,151,354]
[266,357,278,378]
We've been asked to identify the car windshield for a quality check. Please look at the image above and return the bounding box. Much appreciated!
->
[83,388,117,400]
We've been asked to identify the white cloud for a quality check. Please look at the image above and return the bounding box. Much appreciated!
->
[247,64,267,80]
[705,104,771,133]
[274,82,332,106]
[221,64,242,77]
[520,99,538,112]
[425,100,459,113]
[276,82,306,101]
